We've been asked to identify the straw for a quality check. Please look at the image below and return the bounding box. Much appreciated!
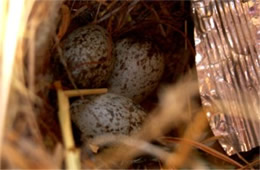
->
[64,88,108,97]
[54,81,80,170]
[0,0,32,166]
[54,81,108,169]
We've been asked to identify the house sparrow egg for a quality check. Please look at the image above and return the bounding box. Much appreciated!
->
[61,25,114,88]
[108,38,165,103]
[70,93,146,140]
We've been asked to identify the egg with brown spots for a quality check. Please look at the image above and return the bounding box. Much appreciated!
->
[107,38,164,103]
[61,24,114,88]
[70,93,147,140]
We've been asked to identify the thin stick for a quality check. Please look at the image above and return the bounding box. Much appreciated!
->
[161,137,243,168]
[99,0,117,18]
[201,135,223,144]
[235,152,251,168]
[185,20,187,50]
[70,0,76,11]
[64,88,108,97]
[55,37,79,91]
[94,2,102,23]
[54,81,80,170]
[97,3,125,23]
[72,5,89,19]
[142,2,166,37]
[239,159,260,170]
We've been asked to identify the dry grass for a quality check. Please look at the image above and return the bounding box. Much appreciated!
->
[0,0,259,169]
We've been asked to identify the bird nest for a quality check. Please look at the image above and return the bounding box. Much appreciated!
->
[0,0,258,169]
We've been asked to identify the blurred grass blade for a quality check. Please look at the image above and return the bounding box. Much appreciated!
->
[161,137,244,168]
[0,0,28,165]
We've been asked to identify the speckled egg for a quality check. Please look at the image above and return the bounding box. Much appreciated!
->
[70,93,147,140]
[107,38,164,103]
[61,25,114,88]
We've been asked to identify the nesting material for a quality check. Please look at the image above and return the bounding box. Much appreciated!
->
[3,0,257,169]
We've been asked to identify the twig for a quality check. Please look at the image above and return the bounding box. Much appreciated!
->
[64,88,107,97]
[99,0,117,18]
[235,152,251,168]
[116,0,140,31]
[201,135,223,144]
[96,1,128,23]
[94,2,102,23]
[239,159,260,170]
[55,36,79,91]
[72,5,89,19]
[185,20,187,50]
[115,19,196,56]
[142,2,167,37]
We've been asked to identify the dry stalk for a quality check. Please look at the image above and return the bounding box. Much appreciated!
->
[99,0,118,18]
[97,1,129,24]
[142,2,166,37]
[54,81,108,169]
[54,81,80,170]
[0,0,35,165]
[94,2,102,23]
[201,135,223,144]
[239,159,260,170]
[72,5,89,19]
[161,137,243,168]
[55,36,79,91]
[64,88,108,97]
[235,152,251,168]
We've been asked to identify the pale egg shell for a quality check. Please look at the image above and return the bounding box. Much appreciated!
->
[62,25,114,88]
[108,38,165,103]
[70,93,146,140]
